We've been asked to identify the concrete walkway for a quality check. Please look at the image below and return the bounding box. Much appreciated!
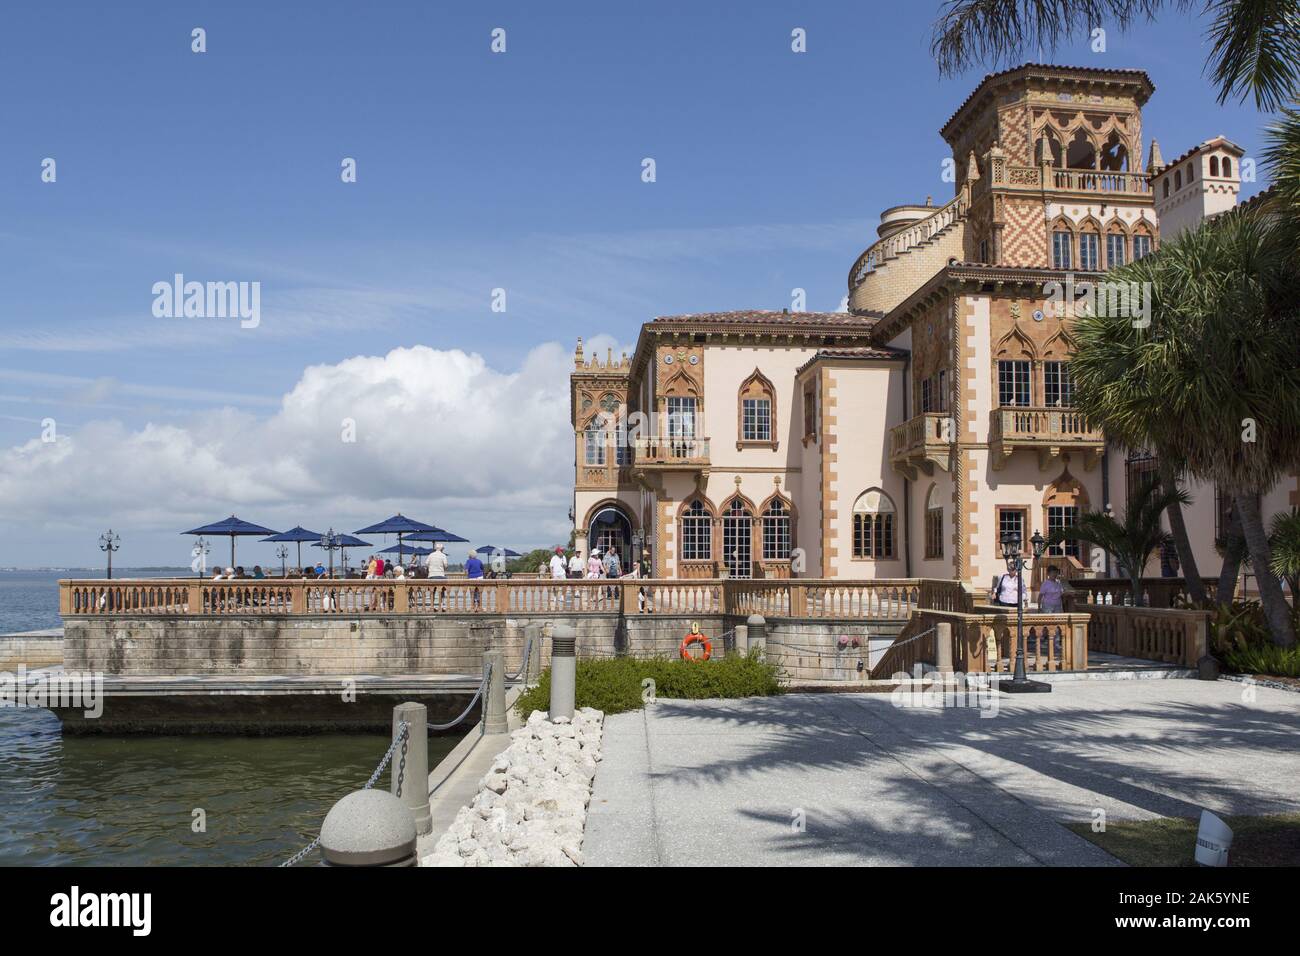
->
[584,680,1300,866]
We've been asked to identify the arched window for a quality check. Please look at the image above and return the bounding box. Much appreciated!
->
[721,499,753,577]
[1078,223,1101,271]
[1187,163,1194,181]
[737,370,776,447]
[1163,178,1170,198]
[1051,219,1073,269]
[852,489,895,559]
[924,486,944,560]
[1105,221,1127,268]
[679,500,712,562]
[1132,222,1154,260]
[1210,155,1220,177]
[1223,157,1232,177]
[1174,169,1182,190]
[1065,129,1096,169]
[761,498,792,561]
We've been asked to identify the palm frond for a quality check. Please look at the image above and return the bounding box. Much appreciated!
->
[931,0,1178,77]
[1205,0,1300,111]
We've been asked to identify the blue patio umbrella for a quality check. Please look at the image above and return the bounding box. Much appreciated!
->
[474,545,521,558]
[378,543,431,557]
[183,515,279,568]
[355,514,440,563]
[261,525,324,571]
[406,527,469,545]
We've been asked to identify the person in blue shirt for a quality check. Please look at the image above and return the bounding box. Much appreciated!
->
[465,550,485,609]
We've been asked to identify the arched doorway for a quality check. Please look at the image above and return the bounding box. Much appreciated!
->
[588,505,634,574]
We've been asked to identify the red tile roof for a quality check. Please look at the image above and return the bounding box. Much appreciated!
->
[652,310,877,327]
[941,63,1155,140]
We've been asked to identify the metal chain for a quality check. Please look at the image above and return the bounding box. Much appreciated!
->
[506,635,534,682]
[365,720,410,790]
[428,663,491,732]
[280,719,411,867]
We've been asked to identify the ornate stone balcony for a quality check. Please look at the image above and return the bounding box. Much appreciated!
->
[633,436,711,470]
[988,163,1151,197]
[889,412,953,478]
[990,406,1103,471]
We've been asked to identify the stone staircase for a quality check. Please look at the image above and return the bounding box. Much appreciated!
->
[848,189,970,315]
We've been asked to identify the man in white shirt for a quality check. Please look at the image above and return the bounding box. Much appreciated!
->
[426,543,449,611]
[549,548,568,580]
[567,550,585,579]
[426,543,449,578]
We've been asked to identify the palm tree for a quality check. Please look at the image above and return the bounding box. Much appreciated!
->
[1269,508,1300,600]
[1070,211,1300,645]
[931,0,1300,111]
[1048,480,1188,605]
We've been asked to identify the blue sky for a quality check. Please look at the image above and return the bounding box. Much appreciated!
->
[0,0,1275,567]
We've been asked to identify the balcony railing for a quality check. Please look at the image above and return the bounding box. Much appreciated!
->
[889,412,953,477]
[990,164,1151,197]
[990,406,1103,470]
[633,436,710,468]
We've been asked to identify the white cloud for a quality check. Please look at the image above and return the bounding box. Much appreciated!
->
[0,343,583,564]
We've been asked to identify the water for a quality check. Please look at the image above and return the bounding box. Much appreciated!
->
[0,570,459,866]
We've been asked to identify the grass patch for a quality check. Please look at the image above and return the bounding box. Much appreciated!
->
[1066,813,1300,866]
[513,651,782,718]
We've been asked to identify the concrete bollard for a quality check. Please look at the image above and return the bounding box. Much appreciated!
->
[391,702,432,834]
[550,622,577,721]
[935,622,953,674]
[747,614,767,655]
[320,789,418,866]
[734,623,749,656]
[483,649,507,735]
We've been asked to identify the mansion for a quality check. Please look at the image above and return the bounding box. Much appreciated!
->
[569,64,1297,590]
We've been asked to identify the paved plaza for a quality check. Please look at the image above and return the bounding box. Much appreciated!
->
[585,680,1300,866]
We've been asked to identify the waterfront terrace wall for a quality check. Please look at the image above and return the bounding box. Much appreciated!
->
[60,577,948,677]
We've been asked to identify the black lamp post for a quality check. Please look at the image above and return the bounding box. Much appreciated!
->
[192,536,210,579]
[320,529,340,578]
[99,529,121,580]
[275,544,289,578]
[999,528,1052,694]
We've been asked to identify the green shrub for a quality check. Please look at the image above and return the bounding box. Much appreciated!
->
[513,651,782,718]
[1222,643,1300,678]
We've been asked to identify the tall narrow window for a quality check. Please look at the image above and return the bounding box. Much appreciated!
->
[1132,235,1152,259]
[1106,233,1126,268]
[1079,232,1099,271]
[1210,156,1220,177]
[998,360,1031,407]
[1223,157,1232,177]
[762,499,792,561]
[1125,452,1159,513]
[1043,361,1074,407]
[1047,505,1081,558]
[741,397,771,442]
[1052,230,1073,269]
[937,370,947,412]
[802,386,816,439]
[852,490,895,559]
[722,499,753,578]
[666,396,696,458]
[679,500,712,561]
[921,376,934,413]
[924,504,943,560]
[583,422,606,465]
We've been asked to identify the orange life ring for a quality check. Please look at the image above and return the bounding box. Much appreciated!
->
[680,634,712,661]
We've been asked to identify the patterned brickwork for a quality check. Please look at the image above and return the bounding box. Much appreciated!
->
[1001,196,1049,267]
[998,101,1034,166]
